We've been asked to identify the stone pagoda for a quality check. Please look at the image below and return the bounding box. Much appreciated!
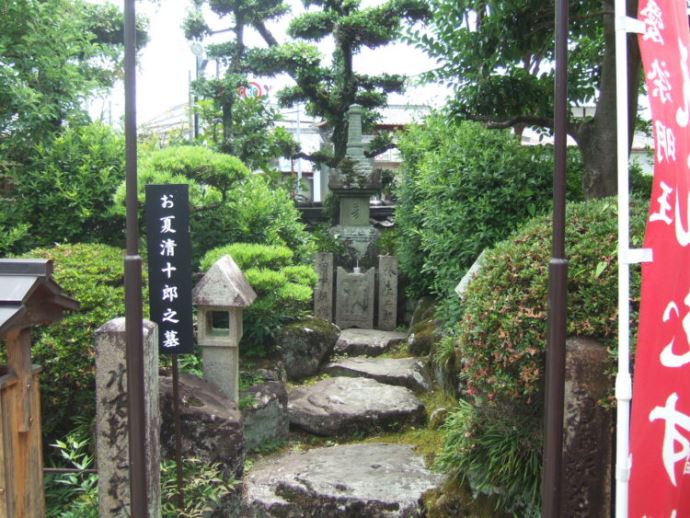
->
[329,104,381,269]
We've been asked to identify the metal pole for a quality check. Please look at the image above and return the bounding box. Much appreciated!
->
[614,0,634,514]
[541,0,568,515]
[194,56,200,140]
[188,70,194,141]
[172,355,185,512]
[296,104,302,200]
[124,0,148,516]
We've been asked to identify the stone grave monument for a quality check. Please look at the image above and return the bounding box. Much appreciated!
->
[335,266,375,329]
[315,104,399,330]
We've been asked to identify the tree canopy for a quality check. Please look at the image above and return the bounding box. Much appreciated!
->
[416,0,641,198]
[187,0,429,167]
[0,0,148,167]
[184,0,296,167]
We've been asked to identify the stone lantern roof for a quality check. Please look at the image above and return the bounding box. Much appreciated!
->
[192,255,257,308]
[0,259,78,338]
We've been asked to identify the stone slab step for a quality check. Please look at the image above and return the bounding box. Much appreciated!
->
[324,357,432,393]
[334,328,407,357]
[242,443,442,517]
[288,376,425,436]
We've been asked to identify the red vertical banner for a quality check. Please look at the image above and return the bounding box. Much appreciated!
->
[630,0,690,515]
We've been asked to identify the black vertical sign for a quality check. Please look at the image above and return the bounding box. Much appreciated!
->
[145,184,194,354]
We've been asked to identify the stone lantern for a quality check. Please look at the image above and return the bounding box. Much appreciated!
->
[0,259,78,517]
[192,255,256,401]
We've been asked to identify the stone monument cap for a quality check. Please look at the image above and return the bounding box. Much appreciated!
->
[454,250,486,300]
[192,255,257,308]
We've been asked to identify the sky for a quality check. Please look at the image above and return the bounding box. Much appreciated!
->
[89,0,451,126]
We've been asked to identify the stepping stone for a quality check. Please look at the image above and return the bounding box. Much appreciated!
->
[288,377,425,436]
[335,328,407,356]
[242,443,442,517]
[324,357,432,393]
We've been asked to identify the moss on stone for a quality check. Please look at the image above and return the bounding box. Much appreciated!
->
[352,389,455,466]
[410,296,436,328]
[423,478,510,518]
[283,317,322,334]
[408,319,437,356]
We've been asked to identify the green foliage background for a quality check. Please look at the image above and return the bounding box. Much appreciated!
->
[112,145,314,264]
[200,243,317,357]
[16,243,144,450]
[8,123,125,252]
[395,115,584,302]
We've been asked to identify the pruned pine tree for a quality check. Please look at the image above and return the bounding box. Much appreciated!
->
[186,0,429,168]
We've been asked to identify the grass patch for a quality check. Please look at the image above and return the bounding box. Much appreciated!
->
[286,372,332,390]
[378,341,411,359]
[359,426,444,467]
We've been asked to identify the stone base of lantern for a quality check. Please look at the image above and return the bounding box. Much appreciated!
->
[201,345,239,402]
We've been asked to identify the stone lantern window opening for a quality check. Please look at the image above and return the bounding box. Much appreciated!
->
[207,310,230,337]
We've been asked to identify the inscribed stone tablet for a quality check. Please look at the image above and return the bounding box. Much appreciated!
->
[340,197,370,226]
[314,253,334,321]
[378,255,398,331]
[336,267,375,329]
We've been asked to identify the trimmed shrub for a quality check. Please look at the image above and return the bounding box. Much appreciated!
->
[200,243,317,357]
[456,196,646,403]
[14,243,146,450]
[437,197,647,514]
[112,145,313,263]
[9,123,125,251]
[395,115,584,303]
[141,145,248,196]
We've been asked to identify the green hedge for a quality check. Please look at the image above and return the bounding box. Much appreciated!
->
[15,243,145,450]
[436,197,647,514]
[7,123,125,252]
[395,115,584,302]
[455,197,646,403]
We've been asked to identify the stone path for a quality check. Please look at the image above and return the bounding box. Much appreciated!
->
[288,376,425,436]
[242,443,442,517]
[243,327,441,517]
[324,356,432,393]
[334,328,408,356]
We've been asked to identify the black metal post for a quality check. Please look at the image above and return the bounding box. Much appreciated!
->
[541,0,568,515]
[124,0,148,516]
[172,355,185,512]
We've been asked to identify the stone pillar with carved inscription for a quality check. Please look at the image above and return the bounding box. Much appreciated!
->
[95,318,160,518]
[378,255,399,331]
[314,253,334,321]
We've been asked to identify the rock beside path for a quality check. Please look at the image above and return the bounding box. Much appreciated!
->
[324,357,432,393]
[288,376,425,436]
[280,318,340,380]
[242,443,442,517]
[160,373,244,479]
[334,328,407,356]
[240,368,289,452]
